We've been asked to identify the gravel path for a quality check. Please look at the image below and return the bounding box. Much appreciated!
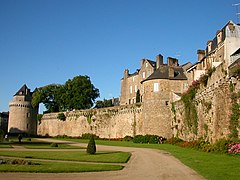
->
[0,138,205,180]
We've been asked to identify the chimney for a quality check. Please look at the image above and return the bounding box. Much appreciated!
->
[140,59,145,67]
[228,22,235,31]
[169,67,174,78]
[167,57,178,66]
[197,49,205,61]
[156,54,163,69]
[124,69,129,79]
[207,40,212,53]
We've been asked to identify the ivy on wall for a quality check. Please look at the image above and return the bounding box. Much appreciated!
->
[171,102,176,122]
[199,67,216,87]
[86,114,93,124]
[181,82,199,135]
[229,90,240,139]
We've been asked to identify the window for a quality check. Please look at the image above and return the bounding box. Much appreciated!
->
[130,86,133,94]
[133,76,135,82]
[143,72,145,79]
[27,113,30,118]
[154,83,159,92]
[174,71,180,77]
[27,124,29,129]
[147,69,151,77]
[146,62,148,67]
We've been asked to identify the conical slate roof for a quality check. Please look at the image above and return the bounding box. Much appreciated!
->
[14,84,30,96]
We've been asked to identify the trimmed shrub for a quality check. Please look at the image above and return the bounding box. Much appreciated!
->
[212,139,232,153]
[123,136,133,141]
[57,113,66,121]
[87,135,96,154]
[50,143,58,147]
[165,137,184,145]
[133,135,145,143]
[133,134,161,144]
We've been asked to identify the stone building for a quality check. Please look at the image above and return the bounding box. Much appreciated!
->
[186,21,240,82]
[120,57,157,105]
[120,55,190,137]
[38,20,240,142]
[8,84,38,135]
[120,55,191,105]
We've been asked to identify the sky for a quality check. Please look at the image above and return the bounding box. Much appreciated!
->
[0,0,239,113]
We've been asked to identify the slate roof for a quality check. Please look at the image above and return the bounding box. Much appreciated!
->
[229,58,240,69]
[128,69,140,77]
[14,84,30,96]
[147,60,156,67]
[231,48,240,56]
[141,65,187,83]
[127,59,156,78]
[206,21,239,55]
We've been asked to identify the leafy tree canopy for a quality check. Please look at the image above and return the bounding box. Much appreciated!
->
[32,75,99,113]
[94,99,113,108]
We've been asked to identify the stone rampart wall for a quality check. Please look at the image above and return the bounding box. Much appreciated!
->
[38,104,143,138]
[172,65,240,142]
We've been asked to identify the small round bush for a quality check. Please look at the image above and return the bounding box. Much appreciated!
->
[50,143,58,147]
[123,135,133,141]
[57,113,66,121]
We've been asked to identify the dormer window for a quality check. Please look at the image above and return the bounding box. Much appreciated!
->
[217,30,222,44]
[146,62,148,67]
[207,40,212,53]
[174,71,180,77]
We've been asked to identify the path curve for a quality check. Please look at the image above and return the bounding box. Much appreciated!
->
[0,138,205,180]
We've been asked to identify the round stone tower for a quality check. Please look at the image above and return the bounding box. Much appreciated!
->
[8,84,38,135]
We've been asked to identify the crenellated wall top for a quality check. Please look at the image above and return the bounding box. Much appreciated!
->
[41,103,143,120]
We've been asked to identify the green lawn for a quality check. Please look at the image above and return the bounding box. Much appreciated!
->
[0,138,130,173]
[23,142,83,149]
[0,150,131,163]
[0,159,123,173]
[56,138,240,180]
[0,138,82,149]
[0,144,12,148]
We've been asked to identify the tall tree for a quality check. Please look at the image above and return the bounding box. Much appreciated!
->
[32,75,99,113]
[63,75,99,110]
[32,84,63,113]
